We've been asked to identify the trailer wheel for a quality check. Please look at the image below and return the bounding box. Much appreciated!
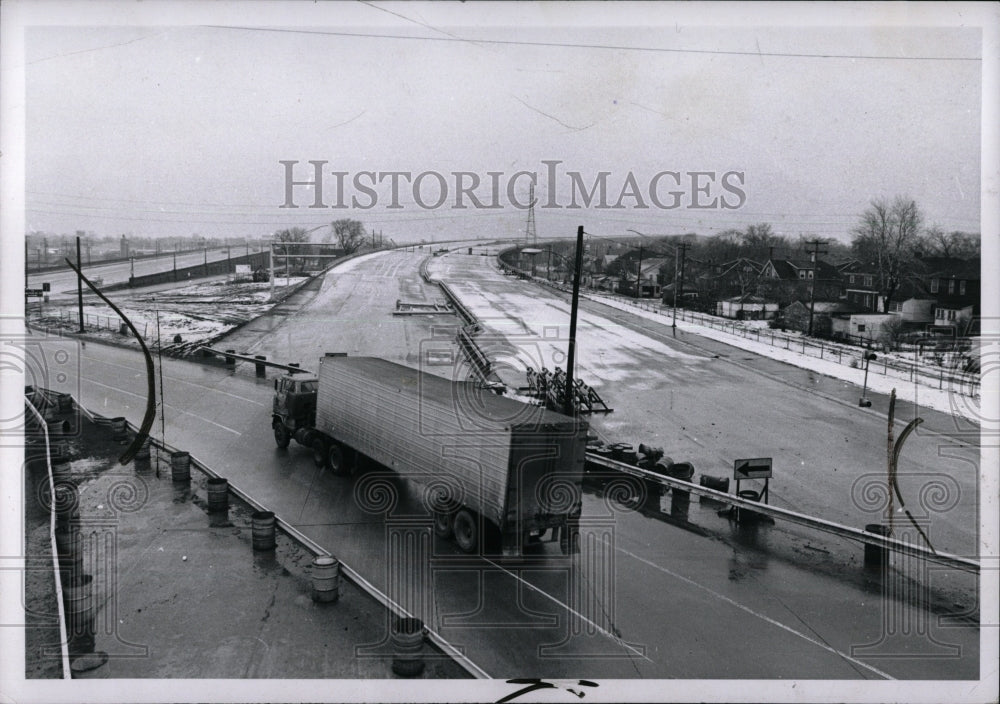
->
[433,511,454,539]
[311,437,327,468]
[273,423,290,449]
[453,509,478,554]
[328,442,348,475]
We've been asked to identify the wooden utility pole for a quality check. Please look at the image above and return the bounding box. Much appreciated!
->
[634,245,644,298]
[805,239,829,336]
[76,237,84,333]
[672,242,691,329]
[564,226,584,417]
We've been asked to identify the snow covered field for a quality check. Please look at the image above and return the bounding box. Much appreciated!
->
[29,276,308,350]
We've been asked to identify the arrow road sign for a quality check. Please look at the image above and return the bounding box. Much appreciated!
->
[734,457,772,480]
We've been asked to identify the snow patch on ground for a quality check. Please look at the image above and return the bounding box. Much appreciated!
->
[586,293,982,423]
[31,276,308,350]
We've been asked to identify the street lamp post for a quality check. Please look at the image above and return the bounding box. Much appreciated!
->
[859,352,877,406]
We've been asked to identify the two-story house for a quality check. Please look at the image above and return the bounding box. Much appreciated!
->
[913,256,980,331]
[759,257,843,306]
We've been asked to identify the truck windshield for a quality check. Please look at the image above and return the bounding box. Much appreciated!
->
[298,381,317,393]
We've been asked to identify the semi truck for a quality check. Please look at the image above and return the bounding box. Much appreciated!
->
[272,354,587,555]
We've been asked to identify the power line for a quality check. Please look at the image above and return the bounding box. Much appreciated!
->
[203,25,981,62]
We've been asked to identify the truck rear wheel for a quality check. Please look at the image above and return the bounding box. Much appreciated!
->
[328,442,349,475]
[453,509,478,554]
[433,511,454,539]
[273,423,290,449]
[311,437,327,468]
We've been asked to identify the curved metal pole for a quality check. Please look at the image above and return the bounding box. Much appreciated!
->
[64,258,156,464]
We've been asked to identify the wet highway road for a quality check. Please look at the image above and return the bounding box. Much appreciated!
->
[35,248,980,679]
[429,254,981,562]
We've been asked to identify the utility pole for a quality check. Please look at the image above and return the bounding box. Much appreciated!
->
[805,239,828,336]
[564,225,584,417]
[76,236,84,333]
[634,245,644,298]
[671,242,691,329]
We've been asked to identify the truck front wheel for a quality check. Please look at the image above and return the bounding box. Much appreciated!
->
[273,423,290,449]
[453,509,478,554]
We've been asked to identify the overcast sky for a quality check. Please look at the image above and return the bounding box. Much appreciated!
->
[19,3,986,246]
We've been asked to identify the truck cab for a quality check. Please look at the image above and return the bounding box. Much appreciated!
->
[272,373,318,448]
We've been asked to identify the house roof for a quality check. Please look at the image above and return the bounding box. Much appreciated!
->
[783,300,859,314]
[639,258,668,275]
[913,256,980,279]
[933,296,979,310]
[766,258,841,280]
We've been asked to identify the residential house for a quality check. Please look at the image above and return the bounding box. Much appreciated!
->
[695,258,765,306]
[911,256,980,331]
[622,257,667,297]
[717,295,778,320]
[781,300,858,335]
[759,257,843,306]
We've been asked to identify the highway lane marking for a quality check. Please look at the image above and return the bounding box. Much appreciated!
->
[82,377,243,436]
[83,353,266,405]
[481,557,653,664]
[599,536,896,680]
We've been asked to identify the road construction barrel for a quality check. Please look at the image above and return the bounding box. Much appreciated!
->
[52,455,72,483]
[56,393,74,413]
[206,477,229,512]
[110,417,128,440]
[311,555,340,603]
[64,574,95,653]
[699,475,730,493]
[55,529,84,583]
[134,437,151,461]
[390,617,425,677]
[53,483,80,528]
[170,451,191,482]
[47,418,70,436]
[252,511,276,551]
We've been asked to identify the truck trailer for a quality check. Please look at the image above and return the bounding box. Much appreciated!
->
[272,354,587,555]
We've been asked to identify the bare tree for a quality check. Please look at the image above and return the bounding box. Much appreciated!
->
[851,196,923,313]
[923,227,981,259]
[331,219,367,254]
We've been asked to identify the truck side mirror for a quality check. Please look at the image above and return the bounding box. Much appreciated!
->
[273,379,278,390]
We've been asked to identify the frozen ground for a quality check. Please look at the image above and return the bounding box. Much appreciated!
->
[29,276,308,350]
[584,293,984,424]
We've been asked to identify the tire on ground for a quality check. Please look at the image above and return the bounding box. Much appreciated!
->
[328,442,349,475]
[311,436,327,468]
[273,423,290,449]
[433,511,454,539]
[452,508,479,554]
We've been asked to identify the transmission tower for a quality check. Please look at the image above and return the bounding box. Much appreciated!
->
[524,183,537,245]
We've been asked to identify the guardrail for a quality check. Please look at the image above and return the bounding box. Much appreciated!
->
[437,281,477,327]
[23,396,73,679]
[586,452,979,575]
[64,395,490,680]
